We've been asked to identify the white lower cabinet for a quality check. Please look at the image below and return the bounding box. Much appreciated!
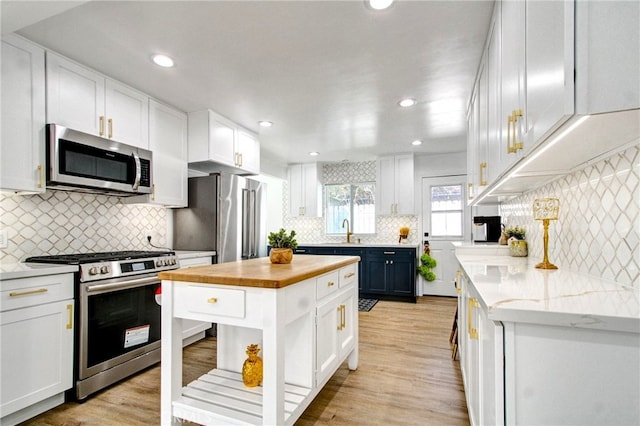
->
[315,286,355,387]
[458,264,640,426]
[0,273,74,426]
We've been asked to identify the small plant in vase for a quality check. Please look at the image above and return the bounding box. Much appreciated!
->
[267,228,298,264]
[504,226,527,257]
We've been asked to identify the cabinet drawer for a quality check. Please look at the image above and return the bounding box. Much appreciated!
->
[366,248,415,259]
[174,285,245,319]
[316,270,339,300]
[339,264,357,288]
[1,274,74,312]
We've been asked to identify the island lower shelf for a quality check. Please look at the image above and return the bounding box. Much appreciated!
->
[160,255,360,426]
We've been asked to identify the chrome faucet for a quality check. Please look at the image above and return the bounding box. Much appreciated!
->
[342,218,353,243]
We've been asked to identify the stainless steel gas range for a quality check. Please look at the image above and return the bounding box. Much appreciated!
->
[26,250,179,400]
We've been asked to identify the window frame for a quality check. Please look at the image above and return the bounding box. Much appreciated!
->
[324,182,376,235]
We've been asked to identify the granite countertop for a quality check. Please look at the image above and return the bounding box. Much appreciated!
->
[159,255,360,289]
[0,262,78,280]
[456,253,640,333]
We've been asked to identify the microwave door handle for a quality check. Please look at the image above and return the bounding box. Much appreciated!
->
[132,152,141,191]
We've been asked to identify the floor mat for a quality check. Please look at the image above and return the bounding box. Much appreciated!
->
[358,298,378,312]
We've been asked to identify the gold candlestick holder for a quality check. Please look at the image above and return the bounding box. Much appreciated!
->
[533,198,559,269]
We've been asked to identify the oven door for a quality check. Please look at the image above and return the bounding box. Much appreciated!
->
[78,274,161,380]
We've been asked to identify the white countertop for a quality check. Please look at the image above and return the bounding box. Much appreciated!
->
[174,250,216,259]
[456,253,640,333]
[0,262,78,281]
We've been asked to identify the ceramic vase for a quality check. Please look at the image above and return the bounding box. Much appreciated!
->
[269,248,293,264]
[509,240,528,257]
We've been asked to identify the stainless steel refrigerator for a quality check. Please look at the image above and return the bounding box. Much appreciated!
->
[173,173,267,263]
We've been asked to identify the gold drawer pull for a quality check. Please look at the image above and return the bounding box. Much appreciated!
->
[207,297,218,304]
[9,288,48,297]
[327,281,335,287]
[37,164,44,188]
[344,272,355,278]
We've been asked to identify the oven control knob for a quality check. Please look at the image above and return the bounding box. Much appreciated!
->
[88,266,99,275]
[100,266,109,274]
[170,258,176,265]
[156,260,165,267]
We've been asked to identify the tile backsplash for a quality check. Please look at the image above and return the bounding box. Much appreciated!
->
[0,190,168,264]
[283,161,420,245]
[499,144,639,286]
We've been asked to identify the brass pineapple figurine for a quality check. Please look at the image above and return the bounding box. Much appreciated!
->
[242,344,263,387]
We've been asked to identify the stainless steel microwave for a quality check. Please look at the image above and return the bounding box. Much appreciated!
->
[46,124,152,195]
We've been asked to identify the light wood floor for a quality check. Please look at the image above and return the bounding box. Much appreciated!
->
[22,296,469,426]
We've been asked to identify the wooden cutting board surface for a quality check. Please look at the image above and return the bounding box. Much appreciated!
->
[158,255,360,288]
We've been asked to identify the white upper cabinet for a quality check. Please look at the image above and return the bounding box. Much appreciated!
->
[46,52,149,149]
[125,99,188,207]
[376,155,414,215]
[1,34,46,193]
[288,163,321,217]
[469,0,640,205]
[188,109,261,175]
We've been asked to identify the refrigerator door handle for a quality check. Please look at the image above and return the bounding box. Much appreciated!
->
[241,188,251,259]
[249,189,257,258]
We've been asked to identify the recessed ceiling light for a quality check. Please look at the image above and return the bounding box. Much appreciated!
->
[411,140,423,146]
[309,152,320,156]
[152,54,174,68]
[258,121,273,128]
[399,98,417,107]
[367,0,394,11]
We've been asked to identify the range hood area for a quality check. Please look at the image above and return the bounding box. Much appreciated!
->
[472,108,640,205]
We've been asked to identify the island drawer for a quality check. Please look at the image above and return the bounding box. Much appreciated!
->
[174,285,245,319]
[339,264,357,288]
[316,270,340,300]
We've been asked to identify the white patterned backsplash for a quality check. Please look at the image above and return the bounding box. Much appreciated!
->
[0,190,168,264]
[499,144,639,286]
[283,161,420,245]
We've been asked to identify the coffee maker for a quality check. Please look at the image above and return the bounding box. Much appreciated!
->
[472,216,501,242]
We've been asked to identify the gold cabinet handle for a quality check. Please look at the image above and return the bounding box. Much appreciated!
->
[344,272,355,278]
[512,109,524,152]
[66,304,73,329]
[479,162,487,186]
[207,297,218,304]
[507,113,515,154]
[327,281,335,287]
[151,184,156,201]
[455,270,462,294]
[337,306,342,330]
[468,298,479,340]
[108,118,113,139]
[341,305,346,330]
[9,288,48,297]
[238,153,243,167]
[99,116,105,136]
[468,182,474,200]
[37,164,44,188]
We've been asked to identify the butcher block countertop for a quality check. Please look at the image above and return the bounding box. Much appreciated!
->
[158,255,360,289]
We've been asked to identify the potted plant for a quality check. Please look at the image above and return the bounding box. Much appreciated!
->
[417,253,437,282]
[267,228,298,264]
[504,226,527,257]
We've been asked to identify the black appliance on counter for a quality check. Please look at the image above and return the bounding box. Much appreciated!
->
[25,250,179,400]
[472,216,502,242]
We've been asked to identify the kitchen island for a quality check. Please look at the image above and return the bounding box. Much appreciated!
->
[158,255,360,425]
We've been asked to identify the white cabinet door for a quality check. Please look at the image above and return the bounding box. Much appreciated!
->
[149,99,187,207]
[1,300,74,418]
[46,52,104,136]
[177,255,213,343]
[288,163,321,217]
[236,129,260,174]
[105,79,149,148]
[46,52,149,148]
[315,295,340,386]
[486,8,502,184]
[523,0,574,150]
[377,155,414,215]
[1,35,46,193]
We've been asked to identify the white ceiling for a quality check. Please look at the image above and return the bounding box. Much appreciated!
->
[5,0,494,165]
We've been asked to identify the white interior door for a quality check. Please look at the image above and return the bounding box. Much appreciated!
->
[421,175,468,296]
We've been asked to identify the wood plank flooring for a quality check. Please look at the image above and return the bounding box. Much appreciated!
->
[21,296,469,426]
